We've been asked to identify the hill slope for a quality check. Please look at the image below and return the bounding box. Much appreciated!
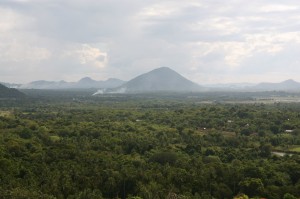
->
[117,67,201,93]
[0,84,25,98]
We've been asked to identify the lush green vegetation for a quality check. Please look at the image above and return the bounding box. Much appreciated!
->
[0,93,300,198]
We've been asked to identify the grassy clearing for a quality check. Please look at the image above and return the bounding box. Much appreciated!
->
[290,146,300,152]
[273,145,300,153]
[49,135,61,142]
[0,111,11,117]
[196,130,236,138]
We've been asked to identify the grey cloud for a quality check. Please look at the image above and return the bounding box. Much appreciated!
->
[0,0,300,84]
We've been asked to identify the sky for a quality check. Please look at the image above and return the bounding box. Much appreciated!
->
[1,0,300,84]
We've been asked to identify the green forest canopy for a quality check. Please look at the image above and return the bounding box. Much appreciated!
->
[0,95,300,198]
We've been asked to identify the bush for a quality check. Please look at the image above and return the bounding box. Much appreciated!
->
[149,152,178,165]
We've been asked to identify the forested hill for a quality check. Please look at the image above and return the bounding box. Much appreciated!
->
[0,83,25,98]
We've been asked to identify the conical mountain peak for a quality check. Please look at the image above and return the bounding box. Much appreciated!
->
[118,67,201,93]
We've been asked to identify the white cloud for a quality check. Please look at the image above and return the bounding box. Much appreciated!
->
[0,7,50,63]
[63,44,108,68]
[259,4,299,12]
[140,4,178,17]
[139,1,204,18]
[0,7,34,32]
[0,40,51,62]
[0,8,18,32]
[194,17,241,36]
[190,31,300,71]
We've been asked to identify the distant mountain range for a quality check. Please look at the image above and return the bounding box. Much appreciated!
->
[204,83,256,90]
[18,77,125,89]
[204,79,300,92]
[0,84,25,98]
[253,79,300,91]
[2,67,300,93]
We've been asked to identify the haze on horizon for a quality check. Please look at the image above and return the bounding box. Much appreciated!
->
[1,0,300,84]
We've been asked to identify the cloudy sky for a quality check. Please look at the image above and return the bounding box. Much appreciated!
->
[1,0,300,84]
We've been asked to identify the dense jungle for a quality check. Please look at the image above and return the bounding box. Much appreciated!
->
[0,92,300,199]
